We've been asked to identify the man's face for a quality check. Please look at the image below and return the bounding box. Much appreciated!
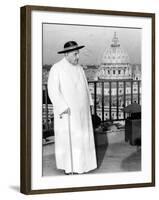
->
[65,50,79,65]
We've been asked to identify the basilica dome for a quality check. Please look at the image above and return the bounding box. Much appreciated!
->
[101,44,129,65]
[97,32,132,80]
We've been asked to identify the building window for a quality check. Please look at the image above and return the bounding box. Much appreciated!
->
[119,89,122,94]
[113,70,115,74]
[108,70,110,74]
[118,70,121,74]
[119,83,123,87]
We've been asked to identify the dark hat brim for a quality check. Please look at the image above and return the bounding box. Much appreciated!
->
[57,45,85,54]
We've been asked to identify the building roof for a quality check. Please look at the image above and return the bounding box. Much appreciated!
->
[101,32,130,65]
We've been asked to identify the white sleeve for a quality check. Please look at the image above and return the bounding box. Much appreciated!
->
[81,67,93,106]
[47,65,68,115]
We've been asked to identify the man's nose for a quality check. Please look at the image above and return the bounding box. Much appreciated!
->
[76,53,79,59]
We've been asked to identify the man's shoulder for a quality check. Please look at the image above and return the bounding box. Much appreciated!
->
[55,58,64,66]
[78,65,85,72]
[50,59,64,71]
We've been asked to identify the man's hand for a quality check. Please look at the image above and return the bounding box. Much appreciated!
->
[59,108,71,118]
[62,108,71,115]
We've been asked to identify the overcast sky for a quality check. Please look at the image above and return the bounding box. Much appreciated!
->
[42,23,141,66]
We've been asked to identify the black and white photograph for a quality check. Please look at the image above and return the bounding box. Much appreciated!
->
[42,24,142,176]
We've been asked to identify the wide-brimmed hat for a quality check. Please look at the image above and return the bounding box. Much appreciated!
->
[57,41,85,54]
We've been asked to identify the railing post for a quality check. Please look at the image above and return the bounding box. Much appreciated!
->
[123,81,126,119]
[131,80,133,104]
[94,82,97,119]
[138,81,140,104]
[116,81,119,120]
[44,84,48,130]
[102,81,104,122]
[109,81,112,121]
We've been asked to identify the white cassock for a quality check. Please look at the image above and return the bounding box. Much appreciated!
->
[48,58,97,174]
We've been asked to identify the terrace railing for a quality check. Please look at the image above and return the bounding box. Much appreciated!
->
[88,79,141,122]
[42,79,141,137]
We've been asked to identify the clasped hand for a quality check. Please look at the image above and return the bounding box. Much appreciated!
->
[59,108,71,118]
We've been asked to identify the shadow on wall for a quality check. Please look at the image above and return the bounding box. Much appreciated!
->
[9,185,20,192]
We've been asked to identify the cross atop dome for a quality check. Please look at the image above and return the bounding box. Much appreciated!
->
[111,32,120,47]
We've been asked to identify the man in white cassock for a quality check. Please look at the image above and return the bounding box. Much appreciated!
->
[48,41,97,174]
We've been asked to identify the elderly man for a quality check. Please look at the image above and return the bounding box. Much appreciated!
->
[48,41,97,174]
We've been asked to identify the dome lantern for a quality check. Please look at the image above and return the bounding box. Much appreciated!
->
[111,32,120,48]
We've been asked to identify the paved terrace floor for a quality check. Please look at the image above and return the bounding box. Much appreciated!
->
[42,130,141,176]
